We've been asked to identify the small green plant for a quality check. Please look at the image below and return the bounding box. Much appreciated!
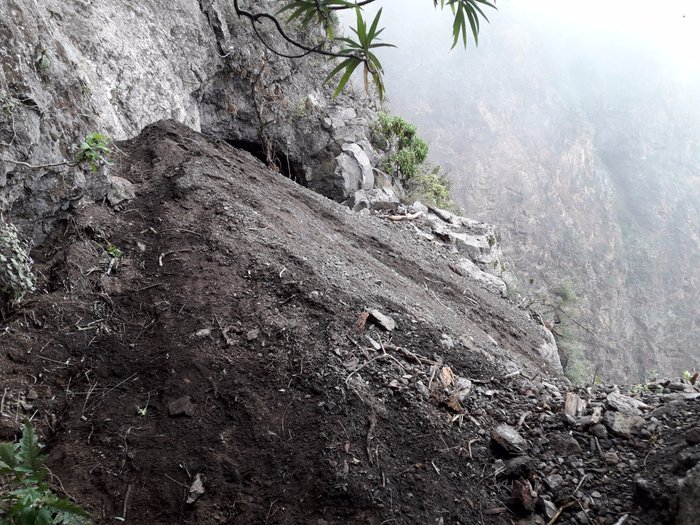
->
[34,48,50,72]
[75,132,112,173]
[0,421,88,524]
[0,219,36,309]
[106,244,123,259]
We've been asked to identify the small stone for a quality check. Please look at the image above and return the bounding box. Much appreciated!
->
[26,389,39,401]
[107,176,136,205]
[246,329,259,341]
[388,380,401,389]
[550,434,582,456]
[541,498,558,520]
[415,381,430,400]
[491,424,528,455]
[602,451,620,465]
[544,474,564,491]
[452,377,473,402]
[677,463,700,525]
[504,456,535,478]
[603,411,645,438]
[195,328,211,338]
[588,424,608,439]
[684,426,700,445]
[368,309,396,331]
[169,396,195,417]
[186,473,205,504]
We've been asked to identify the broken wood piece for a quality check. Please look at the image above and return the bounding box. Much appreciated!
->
[386,211,422,222]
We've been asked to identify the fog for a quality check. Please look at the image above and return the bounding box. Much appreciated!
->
[341,1,700,380]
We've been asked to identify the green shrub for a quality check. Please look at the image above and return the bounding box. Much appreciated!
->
[406,165,455,210]
[0,421,88,524]
[75,132,112,173]
[0,220,36,309]
[372,113,428,181]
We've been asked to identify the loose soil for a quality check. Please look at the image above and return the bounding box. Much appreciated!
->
[0,121,697,524]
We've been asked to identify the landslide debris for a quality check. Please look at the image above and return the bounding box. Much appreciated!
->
[0,121,697,525]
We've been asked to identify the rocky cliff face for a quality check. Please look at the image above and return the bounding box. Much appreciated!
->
[0,0,394,238]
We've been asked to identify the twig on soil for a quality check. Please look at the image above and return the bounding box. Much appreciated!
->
[504,370,521,379]
[643,445,658,468]
[86,373,138,411]
[81,381,98,417]
[366,414,377,465]
[121,484,132,520]
[386,211,422,222]
[428,365,437,391]
[467,438,479,460]
[517,411,532,429]
[158,249,193,267]
[611,515,629,525]
[0,388,7,415]
[264,499,280,525]
[344,354,406,385]
[547,475,588,525]
[164,474,189,488]
[37,355,71,365]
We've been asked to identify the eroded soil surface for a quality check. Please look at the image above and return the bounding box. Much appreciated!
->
[1,121,698,524]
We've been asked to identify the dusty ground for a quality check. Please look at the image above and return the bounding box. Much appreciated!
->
[0,121,697,524]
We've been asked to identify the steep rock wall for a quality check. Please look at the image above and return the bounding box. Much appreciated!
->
[0,0,377,238]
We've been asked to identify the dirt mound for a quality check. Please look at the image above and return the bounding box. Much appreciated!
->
[1,121,697,524]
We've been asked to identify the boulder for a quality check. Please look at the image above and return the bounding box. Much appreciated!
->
[537,326,563,373]
[491,424,528,455]
[448,232,492,261]
[606,392,648,415]
[676,463,700,525]
[602,411,645,438]
[106,176,136,205]
[334,143,374,200]
[452,258,507,296]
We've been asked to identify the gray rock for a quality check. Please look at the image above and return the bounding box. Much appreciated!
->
[538,327,563,373]
[106,176,136,205]
[368,309,396,332]
[491,424,528,455]
[415,380,430,400]
[602,411,645,438]
[588,424,608,439]
[676,464,700,525]
[544,474,565,490]
[347,190,369,212]
[550,434,582,456]
[169,396,195,417]
[334,143,374,201]
[685,427,700,445]
[452,258,507,296]
[447,232,495,265]
[606,392,648,415]
[504,456,534,478]
[452,377,473,402]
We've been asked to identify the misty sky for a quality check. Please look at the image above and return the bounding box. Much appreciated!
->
[344,0,700,75]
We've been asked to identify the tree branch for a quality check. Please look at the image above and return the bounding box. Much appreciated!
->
[232,0,364,63]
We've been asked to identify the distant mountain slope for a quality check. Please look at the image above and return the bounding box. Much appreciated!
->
[375,3,700,381]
